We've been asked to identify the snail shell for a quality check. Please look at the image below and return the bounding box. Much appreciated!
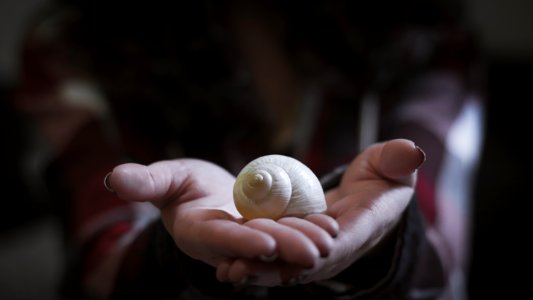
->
[233,154,326,220]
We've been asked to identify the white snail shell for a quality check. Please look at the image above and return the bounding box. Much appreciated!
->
[233,154,326,220]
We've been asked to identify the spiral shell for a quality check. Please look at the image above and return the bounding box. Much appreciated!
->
[233,154,326,220]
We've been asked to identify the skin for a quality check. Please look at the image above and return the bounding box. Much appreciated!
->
[106,138,425,287]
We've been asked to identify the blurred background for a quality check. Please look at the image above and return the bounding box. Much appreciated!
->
[0,0,531,299]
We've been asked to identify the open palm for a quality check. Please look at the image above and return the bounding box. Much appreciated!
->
[215,139,425,286]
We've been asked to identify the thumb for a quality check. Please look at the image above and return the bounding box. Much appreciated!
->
[104,161,186,207]
[378,139,426,186]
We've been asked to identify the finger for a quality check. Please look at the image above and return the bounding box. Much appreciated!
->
[304,214,339,238]
[226,259,278,286]
[224,258,303,286]
[195,219,277,260]
[277,217,334,258]
[244,218,320,268]
[379,139,426,185]
[216,259,232,282]
[105,161,183,205]
[349,139,425,187]
[227,259,253,284]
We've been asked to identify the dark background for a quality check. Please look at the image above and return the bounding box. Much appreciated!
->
[1,0,532,299]
[464,1,533,298]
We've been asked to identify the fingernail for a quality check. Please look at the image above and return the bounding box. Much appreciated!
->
[415,145,426,169]
[103,172,115,193]
[259,253,278,262]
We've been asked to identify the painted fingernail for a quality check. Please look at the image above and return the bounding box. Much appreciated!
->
[103,172,115,193]
[259,253,278,262]
[415,145,426,169]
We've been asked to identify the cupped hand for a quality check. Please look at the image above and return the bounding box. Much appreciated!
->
[216,139,426,286]
[105,159,281,267]
[106,158,337,268]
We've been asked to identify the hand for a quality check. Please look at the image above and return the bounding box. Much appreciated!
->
[215,139,425,286]
[105,158,337,268]
[105,158,278,267]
